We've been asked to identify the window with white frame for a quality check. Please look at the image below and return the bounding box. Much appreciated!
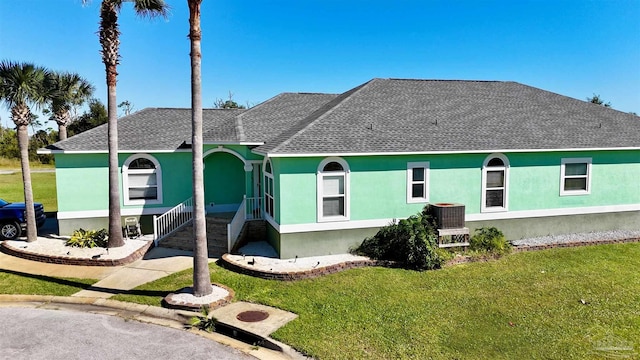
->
[317,158,350,221]
[481,154,509,212]
[560,158,592,195]
[123,154,162,205]
[264,159,275,218]
[407,162,430,203]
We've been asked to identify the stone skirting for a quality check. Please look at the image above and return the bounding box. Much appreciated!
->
[444,236,640,266]
[219,253,396,281]
[0,240,154,266]
[511,237,640,252]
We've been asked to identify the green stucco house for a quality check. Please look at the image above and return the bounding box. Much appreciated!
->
[42,78,640,258]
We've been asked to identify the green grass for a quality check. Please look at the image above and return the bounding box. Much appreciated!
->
[0,270,95,296]
[111,243,640,359]
[0,157,55,170]
[0,171,57,212]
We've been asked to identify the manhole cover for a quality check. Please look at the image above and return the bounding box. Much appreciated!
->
[236,310,270,322]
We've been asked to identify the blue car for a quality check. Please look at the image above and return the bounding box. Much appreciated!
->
[0,199,46,240]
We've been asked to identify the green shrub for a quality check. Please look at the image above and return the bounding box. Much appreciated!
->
[354,206,444,270]
[66,228,108,248]
[469,226,511,255]
[188,306,217,333]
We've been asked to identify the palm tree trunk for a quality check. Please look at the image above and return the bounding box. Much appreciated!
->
[107,81,124,247]
[58,125,68,141]
[16,123,37,242]
[189,0,212,297]
[101,0,124,248]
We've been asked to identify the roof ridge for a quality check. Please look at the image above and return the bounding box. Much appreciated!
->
[234,93,293,142]
[266,79,377,154]
[386,78,508,83]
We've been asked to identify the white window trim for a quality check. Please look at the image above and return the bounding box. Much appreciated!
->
[407,162,430,203]
[560,157,592,196]
[122,153,163,206]
[263,158,275,219]
[317,157,350,222]
[481,153,509,213]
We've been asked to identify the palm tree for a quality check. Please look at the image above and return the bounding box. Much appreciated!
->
[47,72,94,141]
[0,61,51,242]
[83,0,169,248]
[188,0,213,297]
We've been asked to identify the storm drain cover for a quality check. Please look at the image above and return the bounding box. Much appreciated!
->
[236,310,270,322]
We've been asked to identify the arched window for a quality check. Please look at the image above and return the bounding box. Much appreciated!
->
[481,154,509,212]
[123,154,162,205]
[317,157,350,221]
[263,159,274,218]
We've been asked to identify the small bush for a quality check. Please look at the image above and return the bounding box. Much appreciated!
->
[66,228,108,248]
[469,226,511,255]
[188,306,217,333]
[354,206,444,270]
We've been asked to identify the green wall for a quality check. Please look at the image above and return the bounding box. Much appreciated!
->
[55,153,109,212]
[274,150,640,226]
[204,151,245,206]
[55,152,193,213]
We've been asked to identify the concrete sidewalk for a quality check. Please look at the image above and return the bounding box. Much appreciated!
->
[73,247,201,298]
[0,246,199,298]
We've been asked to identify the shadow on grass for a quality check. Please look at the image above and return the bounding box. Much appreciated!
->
[0,269,170,298]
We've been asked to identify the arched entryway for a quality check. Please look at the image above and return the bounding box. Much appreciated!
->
[203,148,250,214]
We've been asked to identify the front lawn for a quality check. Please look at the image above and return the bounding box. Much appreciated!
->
[0,171,57,212]
[112,243,640,359]
[0,270,95,296]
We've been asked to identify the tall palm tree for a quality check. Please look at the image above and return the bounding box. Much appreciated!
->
[188,0,213,297]
[84,0,168,248]
[0,61,51,242]
[47,72,94,141]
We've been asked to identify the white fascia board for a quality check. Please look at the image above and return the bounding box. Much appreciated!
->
[39,149,192,155]
[203,141,264,146]
[57,207,174,220]
[264,147,640,158]
[278,218,396,234]
[272,203,640,234]
[38,149,108,155]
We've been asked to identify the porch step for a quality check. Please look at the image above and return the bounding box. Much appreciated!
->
[157,216,230,258]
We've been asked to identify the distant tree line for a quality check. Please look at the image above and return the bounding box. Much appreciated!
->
[0,97,107,164]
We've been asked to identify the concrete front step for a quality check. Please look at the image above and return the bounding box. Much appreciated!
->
[157,217,231,257]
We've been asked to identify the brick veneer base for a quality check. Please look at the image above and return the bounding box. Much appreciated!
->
[221,237,640,280]
[219,254,397,281]
[0,240,154,267]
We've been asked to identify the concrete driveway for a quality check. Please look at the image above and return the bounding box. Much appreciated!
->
[0,307,256,360]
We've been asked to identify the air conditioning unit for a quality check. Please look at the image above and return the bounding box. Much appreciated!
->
[430,203,465,229]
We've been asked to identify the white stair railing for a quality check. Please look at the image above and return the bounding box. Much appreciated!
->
[227,196,247,252]
[153,197,193,246]
[245,196,263,220]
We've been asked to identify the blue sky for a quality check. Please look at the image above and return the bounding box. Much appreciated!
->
[1,0,639,129]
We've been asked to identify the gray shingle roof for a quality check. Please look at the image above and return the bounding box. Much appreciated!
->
[47,107,244,152]
[256,78,640,155]
[47,79,640,154]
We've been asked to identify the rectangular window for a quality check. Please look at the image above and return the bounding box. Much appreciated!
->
[264,174,274,218]
[127,172,158,201]
[560,158,592,196]
[407,162,430,203]
[322,175,345,217]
